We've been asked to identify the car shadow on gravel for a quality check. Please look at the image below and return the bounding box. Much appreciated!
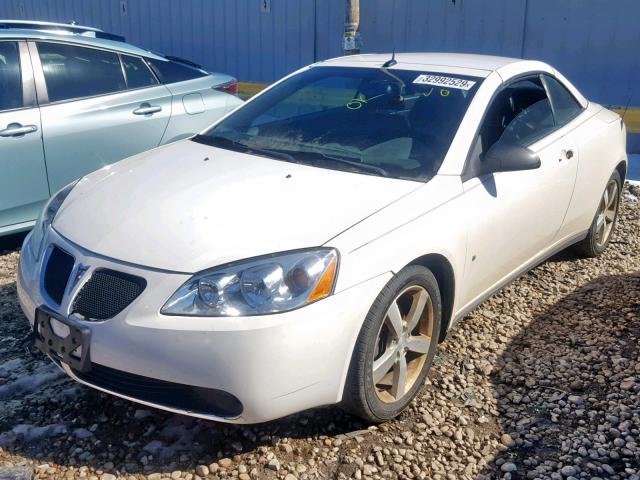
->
[481,273,640,479]
[0,232,26,255]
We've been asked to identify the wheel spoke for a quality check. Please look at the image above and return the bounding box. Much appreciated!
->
[405,289,429,333]
[594,180,619,246]
[373,347,398,384]
[607,184,617,209]
[597,218,607,242]
[406,336,431,354]
[391,354,407,399]
[596,214,605,238]
[385,302,403,339]
[605,225,613,241]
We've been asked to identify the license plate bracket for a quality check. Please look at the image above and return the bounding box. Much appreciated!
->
[33,306,92,372]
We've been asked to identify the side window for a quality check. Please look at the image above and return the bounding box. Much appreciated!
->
[121,55,158,89]
[0,41,23,111]
[543,75,583,126]
[479,77,555,151]
[147,58,207,84]
[38,42,126,102]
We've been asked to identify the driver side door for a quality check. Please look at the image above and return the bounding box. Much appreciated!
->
[458,75,579,311]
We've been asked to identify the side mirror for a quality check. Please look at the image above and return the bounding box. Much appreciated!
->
[483,142,541,173]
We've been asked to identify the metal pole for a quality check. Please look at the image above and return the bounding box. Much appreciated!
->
[343,0,360,55]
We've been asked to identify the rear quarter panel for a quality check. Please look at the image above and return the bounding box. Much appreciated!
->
[560,104,627,235]
[161,76,243,144]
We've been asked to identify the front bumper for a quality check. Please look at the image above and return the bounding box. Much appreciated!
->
[17,228,391,423]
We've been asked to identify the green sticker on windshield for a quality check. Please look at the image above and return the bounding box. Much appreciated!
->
[345,93,387,110]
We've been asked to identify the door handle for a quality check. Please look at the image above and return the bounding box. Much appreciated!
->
[0,123,38,137]
[133,105,162,115]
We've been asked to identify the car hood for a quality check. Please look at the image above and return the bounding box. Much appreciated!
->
[54,140,421,272]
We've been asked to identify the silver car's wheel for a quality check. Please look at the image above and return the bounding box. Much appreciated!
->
[372,285,434,403]
[595,178,619,248]
[341,265,441,422]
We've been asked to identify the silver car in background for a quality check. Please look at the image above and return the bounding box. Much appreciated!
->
[0,20,243,236]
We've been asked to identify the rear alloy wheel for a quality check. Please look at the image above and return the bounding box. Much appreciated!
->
[573,170,621,257]
[342,266,441,422]
[594,178,619,249]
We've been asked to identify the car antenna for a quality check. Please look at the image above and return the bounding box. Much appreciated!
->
[382,0,398,68]
[382,49,397,68]
[621,94,631,124]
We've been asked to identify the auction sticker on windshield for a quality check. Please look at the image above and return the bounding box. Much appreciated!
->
[413,74,476,90]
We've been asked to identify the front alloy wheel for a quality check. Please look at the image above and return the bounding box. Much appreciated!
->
[372,285,433,403]
[342,265,441,422]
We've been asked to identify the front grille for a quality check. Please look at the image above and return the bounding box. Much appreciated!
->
[73,269,146,320]
[43,246,74,304]
[72,363,243,418]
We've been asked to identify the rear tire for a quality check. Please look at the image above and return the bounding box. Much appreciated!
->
[341,265,441,422]
[573,170,621,257]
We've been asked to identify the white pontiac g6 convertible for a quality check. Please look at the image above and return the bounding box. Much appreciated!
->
[18,53,627,423]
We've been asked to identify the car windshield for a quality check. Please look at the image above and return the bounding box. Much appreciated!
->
[195,66,482,181]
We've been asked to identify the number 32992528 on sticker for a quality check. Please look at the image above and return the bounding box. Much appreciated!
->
[413,74,476,90]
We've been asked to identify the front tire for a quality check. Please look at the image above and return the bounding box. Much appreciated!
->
[341,265,441,422]
[573,170,621,257]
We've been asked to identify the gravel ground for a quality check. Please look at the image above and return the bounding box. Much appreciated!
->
[0,184,638,480]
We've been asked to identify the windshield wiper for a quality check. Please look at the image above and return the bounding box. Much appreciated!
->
[297,144,390,177]
[316,154,389,177]
[196,135,388,176]
[193,135,298,163]
[246,146,297,163]
[192,134,242,149]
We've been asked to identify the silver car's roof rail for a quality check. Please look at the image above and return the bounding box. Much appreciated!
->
[0,19,126,42]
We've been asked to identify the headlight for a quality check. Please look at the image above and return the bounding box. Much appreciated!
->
[28,180,79,261]
[161,248,339,316]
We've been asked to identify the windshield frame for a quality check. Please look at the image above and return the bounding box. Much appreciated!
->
[195,65,484,182]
